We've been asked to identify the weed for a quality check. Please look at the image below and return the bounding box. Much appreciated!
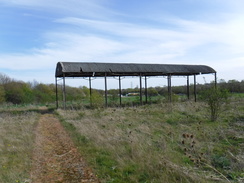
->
[78,111,85,118]
[211,155,231,169]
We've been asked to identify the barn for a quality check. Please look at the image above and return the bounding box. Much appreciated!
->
[55,62,216,109]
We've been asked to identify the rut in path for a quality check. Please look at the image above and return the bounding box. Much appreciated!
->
[31,114,99,183]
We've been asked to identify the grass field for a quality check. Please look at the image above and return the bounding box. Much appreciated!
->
[0,95,243,182]
[0,111,38,183]
[59,95,186,109]
[57,97,244,183]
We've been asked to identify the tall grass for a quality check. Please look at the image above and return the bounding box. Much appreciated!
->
[0,111,38,183]
[57,97,244,183]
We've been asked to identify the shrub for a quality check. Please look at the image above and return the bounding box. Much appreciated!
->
[91,90,104,108]
[200,86,229,121]
[4,82,34,104]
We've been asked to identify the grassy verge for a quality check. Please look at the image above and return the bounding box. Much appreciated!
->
[56,97,244,183]
[0,103,56,113]
[0,111,39,183]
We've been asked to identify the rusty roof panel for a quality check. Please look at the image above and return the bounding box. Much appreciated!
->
[55,62,216,77]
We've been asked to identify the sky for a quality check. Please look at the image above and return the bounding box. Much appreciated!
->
[0,0,244,89]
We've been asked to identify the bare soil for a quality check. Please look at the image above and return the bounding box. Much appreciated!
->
[31,114,99,183]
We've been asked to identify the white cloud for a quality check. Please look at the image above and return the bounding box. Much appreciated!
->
[0,0,243,86]
[0,33,127,71]
[1,14,244,69]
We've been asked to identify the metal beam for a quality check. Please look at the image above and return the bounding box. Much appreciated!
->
[89,77,92,107]
[145,76,148,103]
[105,73,108,107]
[62,74,66,110]
[139,74,142,105]
[187,76,190,100]
[55,77,58,109]
[168,75,172,102]
[119,76,122,106]
[214,72,217,88]
[194,75,197,102]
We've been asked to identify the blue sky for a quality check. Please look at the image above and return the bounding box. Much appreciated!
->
[0,0,244,89]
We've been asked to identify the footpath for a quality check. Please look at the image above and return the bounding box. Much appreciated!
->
[31,113,99,183]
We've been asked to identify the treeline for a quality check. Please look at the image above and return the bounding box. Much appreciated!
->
[119,79,244,96]
[0,73,243,105]
[0,73,89,105]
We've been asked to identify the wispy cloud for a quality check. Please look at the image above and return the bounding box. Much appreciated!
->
[0,0,243,85]
[1,0,112,19]
[1,14,244,68]
[55,14,244,60]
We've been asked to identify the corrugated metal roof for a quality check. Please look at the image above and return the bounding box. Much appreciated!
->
[55,62,216,77]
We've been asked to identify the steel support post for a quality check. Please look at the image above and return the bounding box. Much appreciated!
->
[62,74,66,110]
[187,76,190,100]
[139,74,142,105]
[194,75,197,102]
[55,77,58,109]
[105,73,108,107]
[214,72,217,88]
[89,77,92,107]
[145,76,148,103]
[119,76,122,106]
[168,75,172,102]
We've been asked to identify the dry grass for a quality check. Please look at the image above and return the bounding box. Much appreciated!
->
[58,99,244,183]
[31,114,99,183]
[0,111,38,183]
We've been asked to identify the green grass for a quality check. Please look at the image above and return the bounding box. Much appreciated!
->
[0,103,56,112]
[56,97,244,182]
[0,111,38,183]
[0,93,243,182]
[231,92,244,98]
[57,95,167,109]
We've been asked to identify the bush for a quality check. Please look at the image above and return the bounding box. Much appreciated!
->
[4,82,34,104]
[33,83,55,103]
[200,86,229,121]
[91,90,104,108]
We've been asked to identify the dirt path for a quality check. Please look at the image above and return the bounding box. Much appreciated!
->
[31,114,99,183]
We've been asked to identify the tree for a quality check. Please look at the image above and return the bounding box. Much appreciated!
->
[227,80,241,93]
[0,85,5,103]
[66,86,85,102]
[148,87,158,96]
[4,81,33,104]
[33,83,55,103]
[0,73,12,84]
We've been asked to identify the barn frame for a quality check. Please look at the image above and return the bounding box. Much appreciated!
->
[55,62,217,109]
